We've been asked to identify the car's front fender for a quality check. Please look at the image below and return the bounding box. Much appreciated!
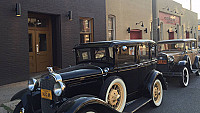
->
[11,89,41,113]
[11,88,29,101]
[57,95,119,113]
[147,70,167,96]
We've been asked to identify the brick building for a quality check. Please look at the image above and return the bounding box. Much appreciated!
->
[0,0,198,85]
[0,0,106,85]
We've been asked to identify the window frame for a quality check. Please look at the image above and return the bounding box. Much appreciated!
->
[108,15,116,40]
[80,17,94,43]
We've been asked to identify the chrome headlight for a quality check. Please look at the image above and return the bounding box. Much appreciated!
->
[28,78,38,91]
[168,56,174,62]
[53,81,66,96]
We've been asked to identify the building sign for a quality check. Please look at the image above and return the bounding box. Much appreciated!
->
[159,12,180,25]
[198,25,200,31]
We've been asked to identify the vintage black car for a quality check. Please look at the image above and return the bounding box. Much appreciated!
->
[12,40,167,113]
[157,39,200,87]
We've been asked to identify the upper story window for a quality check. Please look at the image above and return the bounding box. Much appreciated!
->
[139,44,150,62]
[108,15,116,40]
[117,45,136,66]
[80,18,93,43]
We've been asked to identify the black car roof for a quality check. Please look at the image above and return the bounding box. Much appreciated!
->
[158,39,196,44]
[74,39,155,48]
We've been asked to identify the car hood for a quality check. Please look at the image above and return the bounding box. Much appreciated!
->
[55,64,103,81]
[158,51,182,57]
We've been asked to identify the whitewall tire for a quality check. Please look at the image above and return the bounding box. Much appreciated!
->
[100,77,126,112]
[152,79,163,107]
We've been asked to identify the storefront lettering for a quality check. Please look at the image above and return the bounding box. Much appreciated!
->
[159,12,180,25]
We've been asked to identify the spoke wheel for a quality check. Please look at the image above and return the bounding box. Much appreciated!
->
[180,67,189,87]
[152,79,163,107]
[99,77,126,112]
[107,83,124,111]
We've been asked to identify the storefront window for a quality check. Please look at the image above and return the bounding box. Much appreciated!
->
[108,15,116,40]
[80,18,93,43]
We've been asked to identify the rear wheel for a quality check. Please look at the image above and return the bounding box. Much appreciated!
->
[99,76,126,112]
[179,67,189,87]
[151,79,163,107]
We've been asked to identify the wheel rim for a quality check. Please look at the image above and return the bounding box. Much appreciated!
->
[183,67,189,86]
[153,79,163,106]
[107,83,124,111]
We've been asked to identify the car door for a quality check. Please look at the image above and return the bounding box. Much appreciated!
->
[137,43,154,89]
[185,41,194,64]
[116,44,139,95]
[191,41,198,62]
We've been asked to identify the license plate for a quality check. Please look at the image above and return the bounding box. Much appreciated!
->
[41,89,52,100]
[157,60,167,64]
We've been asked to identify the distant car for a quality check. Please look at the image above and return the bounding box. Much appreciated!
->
[157,39,200,87]
[11,40,167,113]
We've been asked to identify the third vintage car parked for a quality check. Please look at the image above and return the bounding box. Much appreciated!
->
[11,40,167,113]
[157,39,200,87]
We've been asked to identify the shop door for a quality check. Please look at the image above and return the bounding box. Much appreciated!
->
[169,32,174,40]
[186,32,189,39]
[130,30,142,39]
[29,30,52,72]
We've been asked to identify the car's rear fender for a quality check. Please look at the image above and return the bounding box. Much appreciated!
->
[57,94,119,113]
[146,70,167,96]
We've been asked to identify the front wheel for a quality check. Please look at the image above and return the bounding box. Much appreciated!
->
[99,76,126,112]
[13,101,25,113]
[151,79,163,107]
[179,67,190,87]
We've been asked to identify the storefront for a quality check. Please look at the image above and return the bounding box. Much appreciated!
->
[106,0,152,40]
[155,0,198,41]
[0,0,106,85]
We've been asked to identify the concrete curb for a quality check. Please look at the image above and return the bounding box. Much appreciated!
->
[1,100,20,113]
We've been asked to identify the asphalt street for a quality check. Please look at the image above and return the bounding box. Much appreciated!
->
[1,73,200,113]
[136,74,200,113]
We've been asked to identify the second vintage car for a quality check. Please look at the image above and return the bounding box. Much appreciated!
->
[11,40,167,113]
[157,39,200,87]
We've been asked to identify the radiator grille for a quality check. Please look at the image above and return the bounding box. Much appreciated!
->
[41,76,57,113]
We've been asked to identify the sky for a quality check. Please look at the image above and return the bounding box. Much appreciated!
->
[173,0,200,19]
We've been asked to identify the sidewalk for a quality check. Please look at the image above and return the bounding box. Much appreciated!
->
[0,80,27,113]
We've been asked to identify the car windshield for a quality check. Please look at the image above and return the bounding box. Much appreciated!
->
[76,47,114,64]
[158,42,184,52]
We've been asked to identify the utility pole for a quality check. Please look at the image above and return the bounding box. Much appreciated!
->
[190,0,192,10]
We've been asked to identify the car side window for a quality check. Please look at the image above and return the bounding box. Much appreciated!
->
[139,44,150,62]
[185,42,191,50]
[191,41,196,49]
[117,45,136,66]
[151,44,156,60]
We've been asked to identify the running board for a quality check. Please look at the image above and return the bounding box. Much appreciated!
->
[123,97,152,113]
[192,69,198,73]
